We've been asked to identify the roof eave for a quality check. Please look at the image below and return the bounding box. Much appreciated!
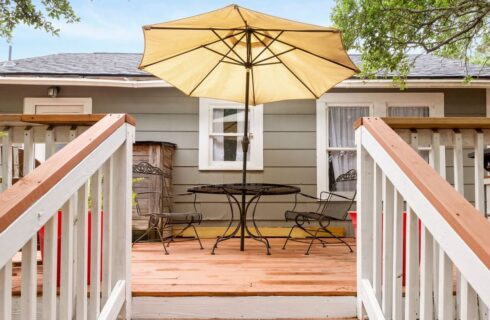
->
[0,75,488,89]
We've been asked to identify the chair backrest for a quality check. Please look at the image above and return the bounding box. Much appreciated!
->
[132,161,172,215]
[320,169,357,220]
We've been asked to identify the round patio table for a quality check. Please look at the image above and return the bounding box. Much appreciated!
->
[188,183,301,255]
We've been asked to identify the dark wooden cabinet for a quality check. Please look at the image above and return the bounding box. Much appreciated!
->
[132,141,176,231]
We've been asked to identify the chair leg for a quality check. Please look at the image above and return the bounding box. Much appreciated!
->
[192,225,204,249]
[305,228,321,255]
[132,217,157,246]
[323,227,353,252]
[282,225,297,250]
[155,219,170,255]
[132,228,151,247]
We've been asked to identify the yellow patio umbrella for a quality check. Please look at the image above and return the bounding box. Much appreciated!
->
[139,4,358,251]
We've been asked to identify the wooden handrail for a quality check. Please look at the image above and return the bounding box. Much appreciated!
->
[0,114,134,233]
[0,114,136,127]
[355,117,490,130]
[359,117,490,269]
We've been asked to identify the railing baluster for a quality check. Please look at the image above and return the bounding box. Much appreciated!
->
[474,130,489,320]
[439,134,453,320]
[382,175,394,319]
[430,130,443,317]
[373,163,382,303]
[21,126,36,320]
[421,131,436,320]
[408,130,420,319]
[112,124,134,319]
[1,127,13,192]
[392,190,403,320]
[474,131,484,215]
[76,182,89,320]
[455,131,466,320]
[420,223,434,320]
[42,127,58,320]
[102,156,114,305]
[0,260,12,320]
[0,127,13,320]
[89,169,102,320]
[356,128,374,318]
[60,196,76,319]
[405,205,419,320]
[69,127,78,316]
[437,249,453,319]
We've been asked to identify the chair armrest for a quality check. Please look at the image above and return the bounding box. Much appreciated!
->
[298,191,353,201]
[135,191,161,195]
[319,191,353,201]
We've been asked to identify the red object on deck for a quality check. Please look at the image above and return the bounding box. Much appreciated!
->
[38,210,103,287]
[349,211,421,286]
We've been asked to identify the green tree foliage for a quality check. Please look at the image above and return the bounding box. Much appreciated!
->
[0,0,79,40]
[332,0,490,82]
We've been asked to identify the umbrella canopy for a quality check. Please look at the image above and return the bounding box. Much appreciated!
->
[139,4,358,254]
[139,4,358,105]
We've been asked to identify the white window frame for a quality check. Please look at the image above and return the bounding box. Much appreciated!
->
[316,92,444,198]
[23,97,92,114]
[199,98,263,171]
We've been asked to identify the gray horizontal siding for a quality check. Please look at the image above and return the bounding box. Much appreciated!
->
[0,84,488,231]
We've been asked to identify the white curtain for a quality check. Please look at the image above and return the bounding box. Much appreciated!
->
[212,108,246,162]
[328,106,369,190]
[212,109,225,161]
[387,106,429,117]
[235,110,244,161]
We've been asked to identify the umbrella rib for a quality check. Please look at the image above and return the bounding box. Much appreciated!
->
[189,32,247,96]
[253,47,296,65]
[254,30,358,72]
[211,30,246,64]
[203,46,243,65]
[251,31,284,64]
[234,6,248,27]
[254,36,318,99]
[222,60,244,66]
[254,62,283,66]
[250,67,257,106]
[139,30,245,69]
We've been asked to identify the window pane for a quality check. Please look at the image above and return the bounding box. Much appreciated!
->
[212,136,250,162]
[328,150,357,191]
[387,106,429,117]
[212,108,247,134]
[328,106,369,148]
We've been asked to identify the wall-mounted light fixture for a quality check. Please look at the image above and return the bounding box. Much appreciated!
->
[47,86,60,98]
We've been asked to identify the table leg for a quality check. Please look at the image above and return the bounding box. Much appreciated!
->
[211,191,271,255]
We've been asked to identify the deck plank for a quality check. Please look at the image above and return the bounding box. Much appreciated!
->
[132,238,356,297]
[11,238,356,297]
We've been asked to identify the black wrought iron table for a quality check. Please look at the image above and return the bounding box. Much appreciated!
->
[188,183,301,255]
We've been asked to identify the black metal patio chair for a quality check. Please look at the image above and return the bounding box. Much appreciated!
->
[132,161,203,254]
[282,169,357,255]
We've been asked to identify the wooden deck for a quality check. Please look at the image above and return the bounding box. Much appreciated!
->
[12,238,356,297]
[132,238,356,297]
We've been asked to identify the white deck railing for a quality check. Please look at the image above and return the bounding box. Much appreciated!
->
[0,114,135,320]
[356,117,490,320]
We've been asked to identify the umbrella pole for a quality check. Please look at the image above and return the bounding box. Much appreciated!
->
[240,29,252,251]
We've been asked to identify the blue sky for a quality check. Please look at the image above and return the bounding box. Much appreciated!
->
[0,0,336,61]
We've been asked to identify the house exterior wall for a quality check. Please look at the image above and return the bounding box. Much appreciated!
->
[0,84,487,233]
